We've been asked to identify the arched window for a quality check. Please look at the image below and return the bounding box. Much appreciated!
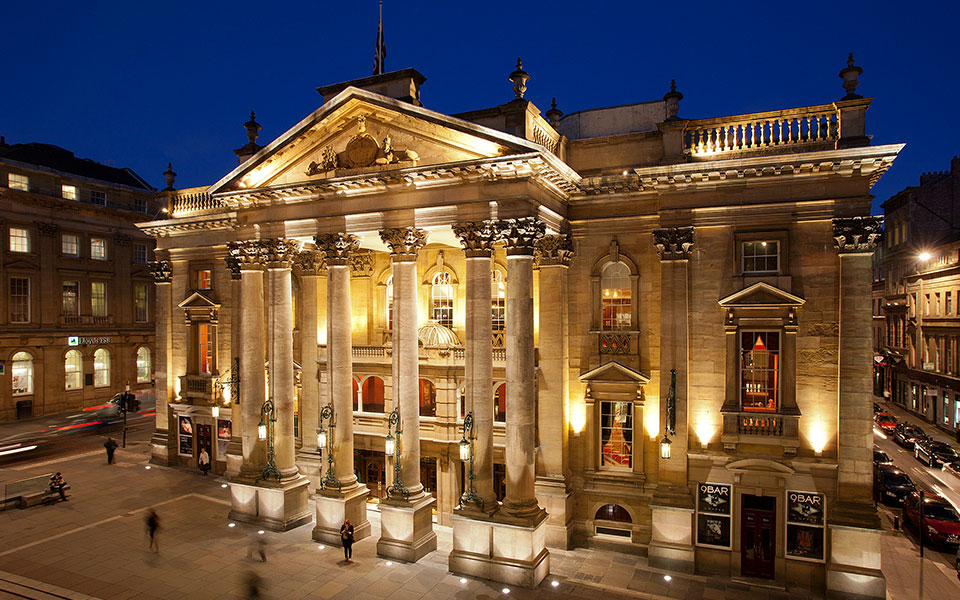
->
[386,275,394,331]
[494,383,506,423]
[595,504,632,523]
[136,347,152,383]
[601,262,631,330]
[352,377,359,412]
[431,272,453,327]
[491,270,505,339]
[361,376,385,413]
[94,348,111,388]
[419,378,436,417]
[12,351,33,395]
[594,503,632,539]
[65,350,82,390]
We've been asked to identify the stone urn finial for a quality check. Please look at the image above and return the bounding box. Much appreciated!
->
[545,98,563,127]
[244,110,261,145]
[162,162,177,191]
[663,79,683,121]
[838,53,863,100]
[509,57,530,100]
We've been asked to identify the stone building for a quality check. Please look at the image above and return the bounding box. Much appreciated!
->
[142,56,900,595]
[0,140,160,421]
[873,157,960,433]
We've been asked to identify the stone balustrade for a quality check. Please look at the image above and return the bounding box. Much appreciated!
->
[179,373,215,401]
[684,104,838,157]
[167,186,223,217]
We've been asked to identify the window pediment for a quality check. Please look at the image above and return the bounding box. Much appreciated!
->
[718,282,805,309]
[579,360,650,385]
[178,291,220,324]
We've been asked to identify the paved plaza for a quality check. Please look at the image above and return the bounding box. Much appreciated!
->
[0,431,956,600]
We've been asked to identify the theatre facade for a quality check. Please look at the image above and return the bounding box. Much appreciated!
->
[141,59,901,595]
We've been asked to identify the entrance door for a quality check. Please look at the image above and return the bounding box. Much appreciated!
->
[197,424,212,466]
[741,495,776,579]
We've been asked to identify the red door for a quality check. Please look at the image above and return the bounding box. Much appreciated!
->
[741,502,776,579]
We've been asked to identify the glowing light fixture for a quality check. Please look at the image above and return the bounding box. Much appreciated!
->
[570,402,586,435]
[660,435,672,460]
[385,431,396,456]
[810,426,827,456]
[211,405,220,419]
[919,251,931,261]
[317,428,328,449]
[257,419,267,442]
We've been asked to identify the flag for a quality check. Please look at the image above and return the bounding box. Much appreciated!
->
[373,1,386,75]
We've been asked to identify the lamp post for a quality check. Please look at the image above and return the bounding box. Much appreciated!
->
[317,404,340,490]
[457,411,483,511]
[121,381,131,448]
[257,397,280,482]
[385,406,408,500]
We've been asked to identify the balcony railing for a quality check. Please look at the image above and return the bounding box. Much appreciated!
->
[683,104,838,158]
[58,314,115,327]
[737,413,783,436]
[179,374,215,401]
[599,332,630,355]
[166,186,224,217]
[352,345,387,358]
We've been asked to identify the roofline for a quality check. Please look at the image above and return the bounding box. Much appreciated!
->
[0,157,156,193]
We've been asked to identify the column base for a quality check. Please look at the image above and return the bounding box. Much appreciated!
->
[376,494,437,563]
[648,500,695,573]
[448,511,550,589]
[295,450,323,494]
[224,437,243,479]
[825,503,885,600]
[313,485,371,546]
[535,476,574,550]
[228,475,312,532]
[149,430,176,466]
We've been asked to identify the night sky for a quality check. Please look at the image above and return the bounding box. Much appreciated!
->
[3,1,957,214]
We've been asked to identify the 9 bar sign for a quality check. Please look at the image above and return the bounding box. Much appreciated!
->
[696,482,732,549]
[785,490,825,562]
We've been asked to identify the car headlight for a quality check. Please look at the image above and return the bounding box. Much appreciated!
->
[927,525,939,535]
[886,491,897,497]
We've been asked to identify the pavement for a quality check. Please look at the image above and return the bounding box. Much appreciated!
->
[0,415,954,600]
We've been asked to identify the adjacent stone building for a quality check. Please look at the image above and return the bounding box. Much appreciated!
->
[142,56,900,595]
[0,140,160,421]
[873,156,960,433]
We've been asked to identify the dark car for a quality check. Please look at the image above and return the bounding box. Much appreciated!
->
[874,412,898,434]
[943,460,960,480]
[874,464,916,506]
[903,491,960,547]
[873,447,894,466]
[893,423,928,450]
[874,403,882,414]
[916,438,960,468]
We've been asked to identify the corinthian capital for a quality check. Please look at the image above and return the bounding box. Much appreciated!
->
[315,233,360,266]
[295,249,327,276]
[535,233,574,266]
[227,238,302,268]
[379,227,428,261]
[149,260,172,283]
[653,226,694,260]
[497,217,545,255]
[224,254,242,280]
[833,216,882,254]
[452,221,501,257]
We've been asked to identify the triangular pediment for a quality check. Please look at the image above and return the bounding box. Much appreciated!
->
[718,282,805,308]
[210,87,550,194]
[178,291,220,309]
[579,360,650,384]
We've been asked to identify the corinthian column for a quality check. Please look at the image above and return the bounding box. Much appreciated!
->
[377,226,437,562]
[452,221,501,513]
[149,258,176,466]
[498,217,546,523]
[295,250,324,457]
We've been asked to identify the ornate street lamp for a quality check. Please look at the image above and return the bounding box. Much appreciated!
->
[660,434,672,460]
[385,407,409,500]
[318,404,340,490]
[214,357,241,405]
[457,411,483,511]
[258,397,280,482]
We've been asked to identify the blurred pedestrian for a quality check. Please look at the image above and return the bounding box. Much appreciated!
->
[146,509,160,552]
[244,570,263,600]
[49,472,67,502]
[104,437,118,464]
[198,448,210,476]
[247,536,267,562]
[340,518,354,561]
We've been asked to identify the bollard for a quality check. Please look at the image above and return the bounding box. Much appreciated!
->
[893,515,899,530]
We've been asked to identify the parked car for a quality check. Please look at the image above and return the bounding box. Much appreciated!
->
[903,491,960,547]
[943,460,960,480]
[874,464,916,506]
[893,423,928,450]
[874,412,898,434]
[915,438,960,468]
[873,447,894,466]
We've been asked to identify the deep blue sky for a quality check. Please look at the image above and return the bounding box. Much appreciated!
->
[3,1,957,213]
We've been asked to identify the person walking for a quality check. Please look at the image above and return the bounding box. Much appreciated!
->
[146,509,160,552]
[244,570,263,600]
[49,472,67,502]
[104,437,118,464]
[198,448,210,476]
[340,518,355,561]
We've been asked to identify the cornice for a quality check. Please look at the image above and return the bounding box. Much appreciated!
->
[138,212,238,238]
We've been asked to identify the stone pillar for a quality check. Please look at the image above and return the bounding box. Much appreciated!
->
[648,226,696,573]
[827,217,885,599]
[534,234,574,549]
[149,258,176,465]
[224,255,243,478]
[295,250,323,489]
[451,221,500,514]
[226,240,310,532]
[313,234,370,545]
[377,227,437,562]
[450,218,549,589]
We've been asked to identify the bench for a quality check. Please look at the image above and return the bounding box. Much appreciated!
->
[2,473,71,508]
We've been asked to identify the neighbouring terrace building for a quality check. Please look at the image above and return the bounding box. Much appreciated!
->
[0,140,160,421]
[142,55,900,596]
[873,156,960,434]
